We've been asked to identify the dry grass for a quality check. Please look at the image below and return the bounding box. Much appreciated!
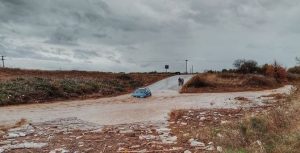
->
[171,82,300,153]
[0,118,27,132]
[169,110,185,122]
[0,68,172,106]
[181,73,282,93]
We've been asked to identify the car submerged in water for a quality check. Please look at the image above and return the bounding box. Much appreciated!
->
[132,87,152,98]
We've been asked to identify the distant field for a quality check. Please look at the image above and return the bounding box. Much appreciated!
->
[181,73,285,93]
[0,68,172,106]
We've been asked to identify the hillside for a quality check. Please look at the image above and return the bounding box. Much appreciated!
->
[0,68,172,106]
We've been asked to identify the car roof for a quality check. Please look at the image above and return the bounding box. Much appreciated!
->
[137,87,150,90]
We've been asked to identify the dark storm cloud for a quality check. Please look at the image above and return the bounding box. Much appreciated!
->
[0,0,299,71]
[46,27,79,45]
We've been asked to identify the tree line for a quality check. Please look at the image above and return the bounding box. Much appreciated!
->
[206,57,300,82]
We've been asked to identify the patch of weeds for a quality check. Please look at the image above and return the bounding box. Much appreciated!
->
[128,80,143,88]
[169,110,185,122]
[211,127,222,137]
[186,75,212,88]
[60,79,82,94]
[225,148,248,153]
[250,117,267,134]
[117,74,132,80]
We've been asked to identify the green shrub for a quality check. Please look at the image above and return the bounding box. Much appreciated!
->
[250,117,267,134]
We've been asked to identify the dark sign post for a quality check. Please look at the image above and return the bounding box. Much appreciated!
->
[165,65,169,72]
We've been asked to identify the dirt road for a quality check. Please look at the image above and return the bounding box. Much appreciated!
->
[0,75,294,126]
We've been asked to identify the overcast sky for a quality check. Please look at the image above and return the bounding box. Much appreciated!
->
[0,0,299,72]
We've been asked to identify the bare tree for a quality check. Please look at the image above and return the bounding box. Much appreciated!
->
[296,57,300,65]
[233,59,258,74]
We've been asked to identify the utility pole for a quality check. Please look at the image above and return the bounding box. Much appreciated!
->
[192,65,193,74]
[185,60,188,74]
[1,56,5,68]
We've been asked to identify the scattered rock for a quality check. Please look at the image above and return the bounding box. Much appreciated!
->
[138,149,147,153]
[0,130,5,136]
[47,135,54,141]
[183,133,189,137]
[76,136,82,140]
[139,135,157,140]
[130,145,140,149]
[118,147,125,151]
[220,120,229,124]
[5,133,23,139]
[0,140,11,145]
[119,129,136,137]
[217,146,223,152]
[189,139,205,147]
[217,133,224,138]
[156,128,170,134]
[90,129,102,133]
[160,135,177,144]
[49,148,69,153]
[205,145,215,151]
[199,112,206,115]
[200,117,206,121]
[184,150,192,153]
[119,129,134,134]
[0,142,47,152]
[78,142,84,147]
[181,122,187,125]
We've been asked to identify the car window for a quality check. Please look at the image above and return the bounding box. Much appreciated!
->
[135,89,144,93]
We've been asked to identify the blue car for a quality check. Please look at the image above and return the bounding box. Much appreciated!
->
[132,88,152,98]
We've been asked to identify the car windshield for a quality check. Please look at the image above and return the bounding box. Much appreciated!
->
[135,89,145,93]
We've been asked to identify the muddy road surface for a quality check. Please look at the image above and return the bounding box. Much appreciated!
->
[0,75,294,126]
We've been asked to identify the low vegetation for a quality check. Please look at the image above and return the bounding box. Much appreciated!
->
[182,59,289,93]
[0,68,171,106]
[288,66,300,74]
[170,82,300,153]
[181,73,281,93]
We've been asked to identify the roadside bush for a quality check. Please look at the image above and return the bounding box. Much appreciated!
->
[233,59,259,74]
[128,80,143,88]
[243,76,276,87]
[185,75,212,88]
[169,110,185,122]
[262,64,275,77]
[288,66,300,74]
[117,74,132,80]
[275,66,288,82]
[261,63,288,83]
[219,73,241,79]
[0,77,61,105]
[0,77,127,105]
[0,69,171,106]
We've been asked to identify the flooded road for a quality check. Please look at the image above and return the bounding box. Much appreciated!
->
[0,75,294,126]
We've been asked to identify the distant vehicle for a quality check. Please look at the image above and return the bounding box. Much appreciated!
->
[132,88,152,98]
[174,72,181,75]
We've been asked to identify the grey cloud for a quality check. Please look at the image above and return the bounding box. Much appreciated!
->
[46,27,79,45]
[0,0,300,72]
[73,49,101,60]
